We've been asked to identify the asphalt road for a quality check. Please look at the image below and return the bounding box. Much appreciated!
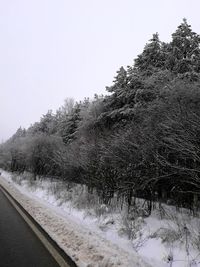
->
[0,188,61,267]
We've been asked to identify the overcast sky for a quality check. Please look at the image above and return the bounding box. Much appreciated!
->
[0,0,200,141]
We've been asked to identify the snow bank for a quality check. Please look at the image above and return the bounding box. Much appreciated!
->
[0,172,151,267]
[1,170,200,267]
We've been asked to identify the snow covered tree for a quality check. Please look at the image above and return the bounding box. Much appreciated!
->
[59,102,82,144]
[168,18,200,75]
[97,67,135,128]
[134,33,165,76]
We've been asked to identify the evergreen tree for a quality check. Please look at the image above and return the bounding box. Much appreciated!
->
[168,18,200,75]
[96,67,130,128]
[106,66,128,108]
[134,33,165,76]
[59,102,82,144]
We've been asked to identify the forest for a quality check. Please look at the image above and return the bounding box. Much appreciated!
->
[1,19,200,214]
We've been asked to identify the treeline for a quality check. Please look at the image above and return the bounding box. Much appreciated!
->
[1,19,200,213]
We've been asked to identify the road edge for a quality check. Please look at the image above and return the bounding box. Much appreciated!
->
[0,184,77,267]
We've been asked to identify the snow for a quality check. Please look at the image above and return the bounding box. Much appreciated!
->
[0,170,151,267]
[1,169,200,267]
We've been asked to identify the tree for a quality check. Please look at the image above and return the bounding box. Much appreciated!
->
[25,134,63,178]
[168,18,200,76]
[134,33,165,76]
[59,102,82,144]
[97,66,136,128]
[27,111,57,135]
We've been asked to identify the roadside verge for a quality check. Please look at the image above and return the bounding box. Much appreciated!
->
[0,184,77,267]
[0,175,151,267]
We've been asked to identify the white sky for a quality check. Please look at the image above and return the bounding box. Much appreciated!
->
[0,0,200,141]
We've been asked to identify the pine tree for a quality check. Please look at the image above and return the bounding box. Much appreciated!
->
[98,67,131,127]
[59,102,82,144]
[106,66,128,106]
[169,18,200,75]
[134,33,165,76]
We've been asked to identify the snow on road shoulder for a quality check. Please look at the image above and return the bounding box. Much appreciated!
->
[0,173,151,267]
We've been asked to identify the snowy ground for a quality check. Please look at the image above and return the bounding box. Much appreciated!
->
[0,170,200,267]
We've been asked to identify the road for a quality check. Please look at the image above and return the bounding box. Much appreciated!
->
[0,187,73,267]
